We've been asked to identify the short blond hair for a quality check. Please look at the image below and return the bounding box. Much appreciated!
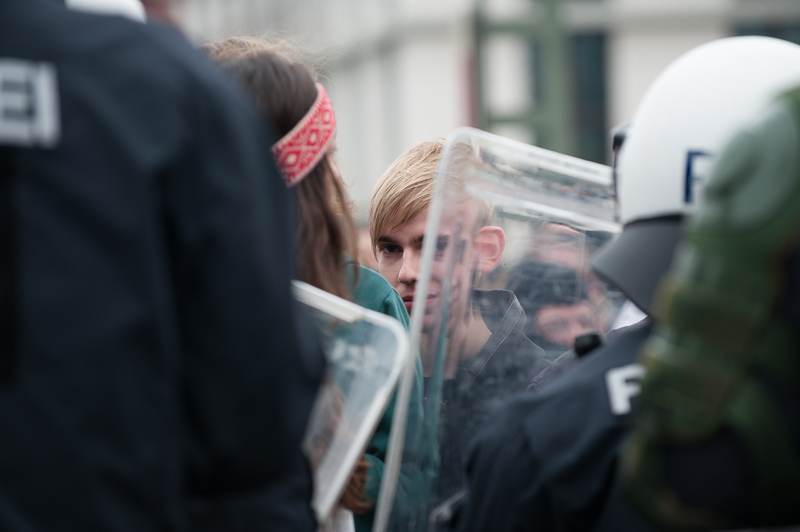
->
[369,139,445,255]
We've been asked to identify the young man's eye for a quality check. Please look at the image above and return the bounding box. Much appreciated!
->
[380,245,401,255]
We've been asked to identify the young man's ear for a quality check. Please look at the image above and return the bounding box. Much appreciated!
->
[474,226,505,272]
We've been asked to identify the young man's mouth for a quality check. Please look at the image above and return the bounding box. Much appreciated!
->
[402,294,438,312]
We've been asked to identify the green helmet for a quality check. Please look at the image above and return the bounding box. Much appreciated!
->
[623,89,800,529]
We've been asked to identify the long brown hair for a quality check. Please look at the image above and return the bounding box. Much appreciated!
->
[204,38,369,514]
[204,37,357,300]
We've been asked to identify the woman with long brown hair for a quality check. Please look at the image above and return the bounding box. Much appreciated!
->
[203,37,414,532]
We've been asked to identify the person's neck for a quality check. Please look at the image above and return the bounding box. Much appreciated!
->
[459,307,492,360]
[421,305,494,380]
[442,308,492,379]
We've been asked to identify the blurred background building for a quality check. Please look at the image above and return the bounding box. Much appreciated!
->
[173,0,800,221]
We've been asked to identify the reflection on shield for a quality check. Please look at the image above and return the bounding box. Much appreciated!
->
[373,128,624,532]
[294,281,409,529]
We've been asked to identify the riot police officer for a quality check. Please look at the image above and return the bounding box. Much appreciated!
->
[0,0,322,530]
[625,67,800,532]
[446,36,800,532]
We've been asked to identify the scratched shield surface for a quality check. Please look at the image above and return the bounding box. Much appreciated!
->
[373,128,630,532]
[294,281,408,528]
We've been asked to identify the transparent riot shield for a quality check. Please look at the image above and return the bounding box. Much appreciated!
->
[293,281,409,528]
[373,128,624,532]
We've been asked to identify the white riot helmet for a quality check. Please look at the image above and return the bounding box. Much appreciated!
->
[66,0,146,21]
[592,36,800,314]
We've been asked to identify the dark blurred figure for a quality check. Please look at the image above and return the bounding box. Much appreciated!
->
[509,261,596,361]
[0,1,322,531]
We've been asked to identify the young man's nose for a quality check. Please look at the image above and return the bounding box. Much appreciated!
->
[398,251,420,284]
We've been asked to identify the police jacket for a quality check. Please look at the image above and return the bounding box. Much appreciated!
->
[451,319,650,532]
[437,289,549,499]
[527,324,641,394]
[0,1,323,530]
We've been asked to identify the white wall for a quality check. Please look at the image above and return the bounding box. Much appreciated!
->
[174,0,798,215]
[607,0,731,126]
[329,4,474,220]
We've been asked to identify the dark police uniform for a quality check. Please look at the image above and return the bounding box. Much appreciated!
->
[0,1,323,531]
[437,289,548,500]
[527,324,637,394]
[450,320,650,532]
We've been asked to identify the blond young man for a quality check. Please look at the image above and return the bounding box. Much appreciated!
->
[368,139,549,499]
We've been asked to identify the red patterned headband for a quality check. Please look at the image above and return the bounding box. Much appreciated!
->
[271,83,337,187]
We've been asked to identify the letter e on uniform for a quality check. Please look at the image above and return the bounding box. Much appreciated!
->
[0,59,60,148]
[605,363,644,415]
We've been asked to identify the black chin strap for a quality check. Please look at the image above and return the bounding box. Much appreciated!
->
[0,146,20,383]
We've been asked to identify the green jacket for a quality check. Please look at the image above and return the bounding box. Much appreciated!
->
[346,263,422,532]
